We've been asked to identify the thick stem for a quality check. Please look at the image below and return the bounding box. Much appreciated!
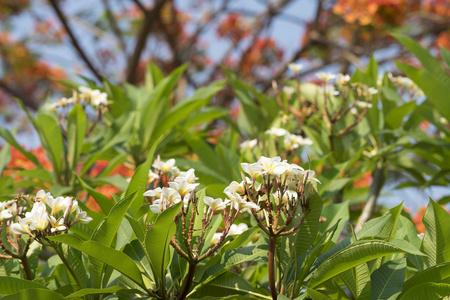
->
[20,256,32,280]
[178,262,197,300]
[268,235,277,300]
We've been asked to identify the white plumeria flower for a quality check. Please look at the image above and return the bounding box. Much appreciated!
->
[47,196,71,216]
[315,72,336,83]
[150,200,163,214]
[72,207,93,224]
[228,223,249,235]
[28,202,49,231]
[175,169,197,184]
[241,163,263,180]
[91,92,109,107]
[148,170,159,183]
[168,180,199,198]
[288,63,302,74]
[366,87,378,95]
[303,170,321,184]
[36,190,52,204]
[228,193,260,211]
[0,209,12,221]
[265,127,289,137]
[153,159,176,173]
[319,84,339,97]
[257,156,287,176]
[273,190,298,204]
[240,139,257,151]
[150,188,182,214]
[224,179,251,195]
[10,222,30,235]
[49,216,67,233]
[284,133,313,150]
[7,201,17,215]
[160,188,182,204]
[203,196,230,211]
[281,161,305,179]
[355,101,373,109]
[210,232,222,245]
[283,86,295,98]
[337,73,351,86]
[169,166,181,178]
[143,187,162,198]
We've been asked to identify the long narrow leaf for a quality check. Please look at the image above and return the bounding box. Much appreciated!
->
[48,234,145,288]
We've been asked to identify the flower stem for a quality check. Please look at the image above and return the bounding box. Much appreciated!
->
[19,256,32,280]
[269,235,277,300]
[53,244,83,290]
[178,262,197,300]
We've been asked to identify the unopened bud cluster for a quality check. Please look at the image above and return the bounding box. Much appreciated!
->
[233,156,319,235]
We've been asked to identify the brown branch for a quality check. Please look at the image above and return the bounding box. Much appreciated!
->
[102,0,126,51]
[0,80,39,110]
[48,0,102,82]
[132,0,147,13]
[126,0,166,84]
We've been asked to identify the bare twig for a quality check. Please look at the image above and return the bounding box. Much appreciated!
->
[126,0,166,84]
[48,0,103,82]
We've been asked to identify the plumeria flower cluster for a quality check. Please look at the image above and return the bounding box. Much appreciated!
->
[9,190,92,238]
[233,156,320,236]
[263,127,314,152]
[47,86,110,111]
[387,73,424,98]
[144,166,243,264]
[0,191,92,266]
[147,156,185,187]
[0,200,18,222]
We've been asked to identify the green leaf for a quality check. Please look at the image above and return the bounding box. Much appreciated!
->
[399,283,450,300]
[396,61,450,122]
[319,202,349,242]
[62,245,90,288]
[0,277,49,295]
[441,47,450,69]
[140,64,187,147]
[190,271,271,299]
[403,262,450,292]
[306,288,333,300]
[35,109,64,177]
[88,191,138,288]
[48,234,145,288]
[340,263,371,300]
[393,33,450,87]
[421,199,450,267]
[145,202,182,283]
[0,143,11,174]
[1,289,64,300]
[193,240,267,297]
[125,142,157,215]
[76,175,112,215]
[204,226,260,268]
[309,240,423,288]
[295,186,323,256]
[67,104,86,179]
[66,286,139,298]
[385,102,416,129]
[91,190,137,245]
[0,128,40,166]
[371,258,407,300]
